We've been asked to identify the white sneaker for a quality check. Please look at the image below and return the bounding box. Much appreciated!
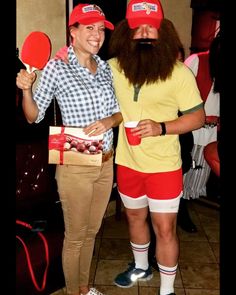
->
[82,288,105,295]
[89,288,105,295]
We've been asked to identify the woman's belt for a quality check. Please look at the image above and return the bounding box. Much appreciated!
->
[102,150,113,163]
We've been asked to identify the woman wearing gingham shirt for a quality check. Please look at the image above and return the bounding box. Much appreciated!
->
[16,4,122,295]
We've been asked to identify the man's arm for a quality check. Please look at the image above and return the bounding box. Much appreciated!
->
[131,107,205,138]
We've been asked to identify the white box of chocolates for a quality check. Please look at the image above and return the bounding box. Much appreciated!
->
[48,126,103,166]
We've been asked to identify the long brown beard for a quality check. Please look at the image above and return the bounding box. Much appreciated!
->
[108,19,182,87]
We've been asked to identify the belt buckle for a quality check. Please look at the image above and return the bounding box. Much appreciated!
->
[102,150,113,163]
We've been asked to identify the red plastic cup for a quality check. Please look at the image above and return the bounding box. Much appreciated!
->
[124,121,141,146]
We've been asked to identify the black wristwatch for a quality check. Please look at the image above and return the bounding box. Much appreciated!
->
[160,122,166,136]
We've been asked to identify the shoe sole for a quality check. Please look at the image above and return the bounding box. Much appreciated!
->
[114,273,153,288]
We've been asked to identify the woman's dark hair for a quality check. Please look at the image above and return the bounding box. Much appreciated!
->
[67,23,80,44]
[209,32,221,93]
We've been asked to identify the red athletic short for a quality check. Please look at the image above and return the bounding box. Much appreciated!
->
[117,165,183,200]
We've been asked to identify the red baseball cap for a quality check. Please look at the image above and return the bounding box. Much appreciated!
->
[69,4,114,30]
[126,0,164,29]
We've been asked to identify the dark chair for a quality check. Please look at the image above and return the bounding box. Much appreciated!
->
[204,141,220,177]
[16,140,65,295]
[203,141,220,206]
[16,76,65,294]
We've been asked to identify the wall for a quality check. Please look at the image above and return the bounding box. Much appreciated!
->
[161,0,192,57]
[16,0,67,59]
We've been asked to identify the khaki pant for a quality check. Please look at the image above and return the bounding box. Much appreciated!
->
[55,157,113,294]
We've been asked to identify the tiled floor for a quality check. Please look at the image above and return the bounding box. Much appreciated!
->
[51,199,220,295]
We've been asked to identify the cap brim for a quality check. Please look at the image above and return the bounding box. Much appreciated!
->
[104,20,114,30]
[128,17,162,29]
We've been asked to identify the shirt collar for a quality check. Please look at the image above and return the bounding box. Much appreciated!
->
[68,45,106,71]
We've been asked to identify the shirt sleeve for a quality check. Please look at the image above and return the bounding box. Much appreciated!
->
[175,62,203,113]
[184,54,199,77]
[33,59,58,123]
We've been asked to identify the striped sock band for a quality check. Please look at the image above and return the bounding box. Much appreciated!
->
[158,263,178,295]
[130,241,150,270]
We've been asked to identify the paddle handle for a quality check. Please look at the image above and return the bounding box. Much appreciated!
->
[24,63,38,73]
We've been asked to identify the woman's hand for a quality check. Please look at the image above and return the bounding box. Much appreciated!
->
[16,69,36,90]
[83,117,112,136]
[83,112,122,136]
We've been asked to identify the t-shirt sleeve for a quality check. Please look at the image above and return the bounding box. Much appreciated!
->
[175,63,203,114]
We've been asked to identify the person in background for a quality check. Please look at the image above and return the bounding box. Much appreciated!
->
[182,32,220,202]
[108,1,205,295]
[16,4,122,295]
[163,19,198,234]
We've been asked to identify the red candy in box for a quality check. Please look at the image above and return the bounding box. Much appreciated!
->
[48,126,103,166]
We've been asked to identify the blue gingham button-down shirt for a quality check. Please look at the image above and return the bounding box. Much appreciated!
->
[33,45,120,151]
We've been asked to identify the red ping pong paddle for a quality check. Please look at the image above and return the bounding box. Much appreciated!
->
[21,31,52,73]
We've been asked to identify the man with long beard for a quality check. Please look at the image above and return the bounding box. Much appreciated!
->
[108,1,205,294]
[54,1,205,294]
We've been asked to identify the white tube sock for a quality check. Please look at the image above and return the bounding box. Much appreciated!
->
[130,241,150,270]
[158,263,177,295]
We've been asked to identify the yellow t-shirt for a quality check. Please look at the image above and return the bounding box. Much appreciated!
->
[108,58,203,173]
